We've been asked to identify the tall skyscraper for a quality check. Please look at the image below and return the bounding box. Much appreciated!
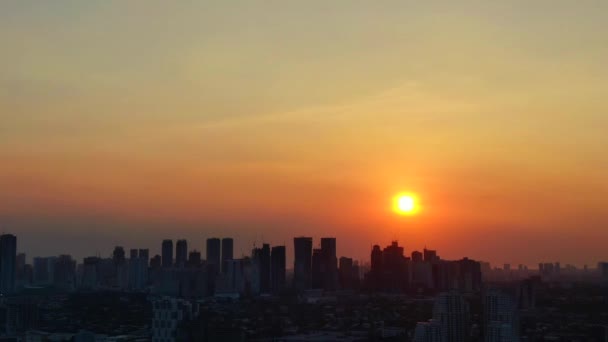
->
[130,249,138,259]
[138,249,149,266]
[339,257,353,290]
[188,251,201,267]
[0,234,17,294]
[221,238,234,273]
[271,246,286,292]
[320,237,338,290]
[424,248,439,262]
[175,239,188,268]
[311,248,323,289]
[252,244,271,293]
[370,241,408,292]
[112,246,126,265]
[206,238,221,273]
[412,250,423,262]
[294,237,313,291]
[150,255,161,269]
[161,240,173,268]
[433,291,471,342]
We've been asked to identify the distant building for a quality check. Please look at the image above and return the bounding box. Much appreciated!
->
[206,238,221,273]
[252,244,271,293]
[271,246,286,292]
[176,240,188,268]
[187,251,201,268]
[321,237,338,291]
[162,240,173,268]
[129,251,148,291]
[221,238,234,274]
[0,234,17,294]
[517,277,539,310]
[113,246,126,265]
[311,248,323,289]
[53,255,76,291]
[412,250,423,262]
[424,248,439,262]
[81,257,100,289]
[150,255,162,269]
[293,237,313,291]
[339,257,354,290]
[369,241,408,292]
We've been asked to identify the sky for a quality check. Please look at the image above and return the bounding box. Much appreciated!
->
[1,1,607,267]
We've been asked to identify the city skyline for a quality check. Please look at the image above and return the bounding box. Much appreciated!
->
[2,2,608,269]
[6,233,603,271]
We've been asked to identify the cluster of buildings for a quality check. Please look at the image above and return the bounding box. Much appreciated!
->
[414,290,520,342]
[366,241,482,293]
[2,232,608,341]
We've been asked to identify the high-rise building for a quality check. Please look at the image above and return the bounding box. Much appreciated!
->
[162,240,173,268]
[188,251,201,267]
[16,253,27,287]
[112,246,126,265]
[370,241,408,292]
[150,255,162,269]
[53,255,76,291]
[221,238,234,273]
[424,248,439,262]
[293,237,313,291]
[311,248,323,289]
[412,250,423,262]
[81,257,100,289]
[176,239,188,268]
[252,244,271,293]
[339,257,353,290]
[270,246,286,292]
[433,291,470,342]
[320,237,338,291]
[139,249,149,266]
[129,253,148,291]
[206,238,221,273]
[130,249,138,259]
[484,289,519,342]
[0,234,17,294]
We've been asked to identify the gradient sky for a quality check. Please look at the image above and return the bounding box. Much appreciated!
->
[1,1,607,267]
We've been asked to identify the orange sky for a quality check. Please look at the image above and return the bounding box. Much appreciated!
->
[1,1,607,266]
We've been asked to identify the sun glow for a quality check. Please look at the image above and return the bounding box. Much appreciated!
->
[393,192,420,216]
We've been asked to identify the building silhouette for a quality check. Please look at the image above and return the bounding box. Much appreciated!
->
[293,237,313,291]
[176,239,188,268]
[161,240,173,268]
[271,246,286,292]
[187,251,201,268]
[221,238,233,274]
[321,237,338,291]
[252,244,271,293]
[311,248,323,289]
[206,238,221,273]
[139,249,149,267]
[0,234,17,294]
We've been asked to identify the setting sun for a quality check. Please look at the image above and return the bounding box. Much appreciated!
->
[393,193,420,216]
